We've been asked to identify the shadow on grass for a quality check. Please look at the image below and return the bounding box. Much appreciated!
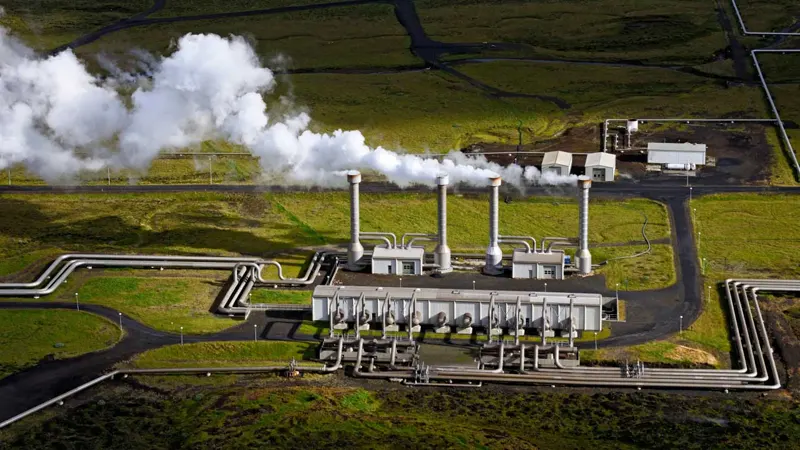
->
[0,197,346,258]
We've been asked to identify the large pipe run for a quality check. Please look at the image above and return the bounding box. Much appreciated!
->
[434,174,452,273]
[347,170,364,271]
[577,176,592,275]
[484,176,503,274]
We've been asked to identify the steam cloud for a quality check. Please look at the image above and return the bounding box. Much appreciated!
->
[0,28,577,187]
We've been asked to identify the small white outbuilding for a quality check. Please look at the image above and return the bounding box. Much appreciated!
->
[371,246,424,275]
[585,152,617,182]
[511,250,565,280]
[541,151,573,176]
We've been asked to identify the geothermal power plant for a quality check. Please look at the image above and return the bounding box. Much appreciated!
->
[0,169,786,397]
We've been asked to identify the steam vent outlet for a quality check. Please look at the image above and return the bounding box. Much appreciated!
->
[347,170,364,271]
[484,175,503,275]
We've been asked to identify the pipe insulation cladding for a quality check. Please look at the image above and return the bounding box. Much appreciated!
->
[484,176,503,274]
[434,174,452,273]
[577,176,592,275]
[347,170,364,271]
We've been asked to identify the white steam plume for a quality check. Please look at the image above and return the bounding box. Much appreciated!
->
[0,28,577,187]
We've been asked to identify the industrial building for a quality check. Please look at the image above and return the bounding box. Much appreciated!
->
[647,142,706,167]
[371,246,424,275]
[511,250,565,279]
[584,152,616,182]
[541,151,573,176]
[312,285,605,333]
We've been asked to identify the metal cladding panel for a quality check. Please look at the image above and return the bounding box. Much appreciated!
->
[364,298,380,321]
[371,259,393,275]
[647,149,706,165]
[455,302,479,325]
[427,301,453,325]
[584,306,599,331]
[312,297,329,321]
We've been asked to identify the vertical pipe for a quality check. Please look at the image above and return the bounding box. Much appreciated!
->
[577,176,592,275]
[434,174,452,273]
[568,295,575,348]
[484,176,503,274]
[541,297,547,346]
[347,170,364,270]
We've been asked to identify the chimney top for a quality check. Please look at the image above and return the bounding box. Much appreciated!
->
[577,175,591,189]
[437,174,449,186]
[488,175,502,187]
[347,170,362,184]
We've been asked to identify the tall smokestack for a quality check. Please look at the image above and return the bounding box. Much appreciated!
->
[484,176,503,275]
[347,170,364,271]
[434,174,452,273]
[577,175,592,275]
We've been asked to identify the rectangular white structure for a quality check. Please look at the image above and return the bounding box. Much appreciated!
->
[542,151,573,176]
[371,246,424,275]
[511,250,565,279]
[585,152,616,182]
[647,142,706,165]
[312,286,604,332]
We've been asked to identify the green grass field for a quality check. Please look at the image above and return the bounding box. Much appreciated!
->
[250,289,312,305]
[69,275,237,334]
[417,0,726,65]
[734,0,800,32]
[126,341,319,369]
[75,4,418,72]
[685,194,800,355]
[0,309,119,379]
[582,341,722,368]
[151,0,325,17]
[0,192,669,277]
[593,244,676,290]
[0,1,151,50]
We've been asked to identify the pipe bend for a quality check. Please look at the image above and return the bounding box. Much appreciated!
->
[498,239,531,253]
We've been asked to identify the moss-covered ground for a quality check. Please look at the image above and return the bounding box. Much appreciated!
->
[3,382,799,449]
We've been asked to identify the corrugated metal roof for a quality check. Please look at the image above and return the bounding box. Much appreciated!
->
[372,246,424,259]
[542,150,573,167]
[585,152,616,168]
[647,142,706,153]
[512,250,564,264]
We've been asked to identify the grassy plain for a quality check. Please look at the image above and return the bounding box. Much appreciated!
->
[152,0,325,17]
[126,341,319,368]
[0,1,150,50]
[71,275,236,334]
[734,0,800,32]
[250,289,312,305]
[417,0,726,64]
[0,192,668,276]
[76,4,418,71]
[592,244,676,291]
[5,384,800,449]
[0,309,119,379]
[688,194,800,354]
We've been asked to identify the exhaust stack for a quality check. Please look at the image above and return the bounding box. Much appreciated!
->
[347,170,364,271]
[434,174,452,273]
[577,175,592,275]
[484,176,503,274]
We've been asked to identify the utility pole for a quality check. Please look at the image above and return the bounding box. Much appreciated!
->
[7,168,10,186]
[594,332,598,350]
[209,156,213,184]
[254,324,258,342]
[118,312,122,329]
[107,167,111,186]
[679,315,683,335]
[180,326,184,345]
[75,293,79,311]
